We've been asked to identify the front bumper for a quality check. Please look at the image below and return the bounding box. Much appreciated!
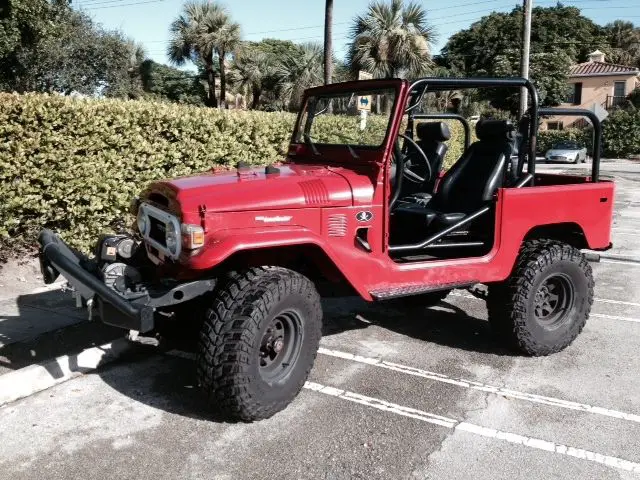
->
[38,229,215,333]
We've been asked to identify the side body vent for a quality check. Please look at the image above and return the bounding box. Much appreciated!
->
[299,179,330,205]
[327,214,348,237]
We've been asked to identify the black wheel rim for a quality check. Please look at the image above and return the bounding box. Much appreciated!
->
[258,310,303,384]
[533,273,575,329]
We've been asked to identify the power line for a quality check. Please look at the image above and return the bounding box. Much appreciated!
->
[82,0,165,10]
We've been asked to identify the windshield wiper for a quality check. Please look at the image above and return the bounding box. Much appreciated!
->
[303,133,321,156]
[345,144,359,160]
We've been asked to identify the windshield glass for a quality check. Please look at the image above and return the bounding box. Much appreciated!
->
[294,88,397,149]
[553,141,579,150]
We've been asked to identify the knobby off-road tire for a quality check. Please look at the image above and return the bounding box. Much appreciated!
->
[197,267,323,421]
[487,240,594,356]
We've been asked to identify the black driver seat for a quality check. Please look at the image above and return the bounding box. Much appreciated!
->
[393,119,516,234]
[400,122,451,200]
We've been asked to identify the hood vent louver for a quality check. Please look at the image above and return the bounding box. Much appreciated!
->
[299,179,330,205]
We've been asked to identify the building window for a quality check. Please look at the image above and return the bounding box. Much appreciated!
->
[547,121,564,131]
[566,82,582,104]
[614,81,626,98]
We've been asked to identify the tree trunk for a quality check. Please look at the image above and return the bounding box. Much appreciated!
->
[205,58,218,108]
[323,0,333,85]
[219,50,227,109]
[251,86,261,109]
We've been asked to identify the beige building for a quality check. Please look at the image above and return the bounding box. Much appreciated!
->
[542,50,639,130]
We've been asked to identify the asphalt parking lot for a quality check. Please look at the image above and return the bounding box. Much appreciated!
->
[1,160,639,480]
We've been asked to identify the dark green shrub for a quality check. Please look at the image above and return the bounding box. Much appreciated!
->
[602,108,640,158]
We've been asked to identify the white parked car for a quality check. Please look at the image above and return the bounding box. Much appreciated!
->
[544,141,588,164]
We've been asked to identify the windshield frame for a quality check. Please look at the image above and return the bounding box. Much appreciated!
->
[290,80,405,158]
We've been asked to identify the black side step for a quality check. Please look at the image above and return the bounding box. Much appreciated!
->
[370,281,478,301]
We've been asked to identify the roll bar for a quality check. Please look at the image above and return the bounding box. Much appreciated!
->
[406,77,540,183]
[538,108,603,183]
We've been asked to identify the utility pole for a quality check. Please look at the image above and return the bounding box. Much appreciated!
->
[324,0,334,85]
[519,0,532,118]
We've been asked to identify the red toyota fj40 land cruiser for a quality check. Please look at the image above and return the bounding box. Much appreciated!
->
[39,77,614,421]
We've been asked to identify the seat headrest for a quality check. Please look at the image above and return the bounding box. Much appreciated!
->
[476,119,515,141]
[416,122,451,142]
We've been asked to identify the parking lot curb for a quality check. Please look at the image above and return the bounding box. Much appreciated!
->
[0,338,135,407]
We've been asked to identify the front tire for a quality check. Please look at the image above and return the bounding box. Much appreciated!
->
[197,267,322,421]
[487,240,594,356]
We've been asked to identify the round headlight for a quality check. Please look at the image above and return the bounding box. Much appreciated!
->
[137,209,148,235]
[166,228,179,254]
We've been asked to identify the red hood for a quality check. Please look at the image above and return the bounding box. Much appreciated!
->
[150,164,364,213]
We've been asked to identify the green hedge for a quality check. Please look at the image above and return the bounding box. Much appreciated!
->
[0,93,295,254]
[537,128,594,155]
[537,108,640,159]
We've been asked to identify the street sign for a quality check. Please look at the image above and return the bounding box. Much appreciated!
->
[357,71,373,112]
[589,102,609,123]
[357,96,371,111]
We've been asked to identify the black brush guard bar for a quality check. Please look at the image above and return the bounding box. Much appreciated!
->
[38,229,215,332]
[39,229,149,319]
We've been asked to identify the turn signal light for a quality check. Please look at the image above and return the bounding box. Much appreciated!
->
[181,224,205,249]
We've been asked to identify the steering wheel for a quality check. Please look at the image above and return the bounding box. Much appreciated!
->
[398,133,432,185]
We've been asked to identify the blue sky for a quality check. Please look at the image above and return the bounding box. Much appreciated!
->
[74,0,640,69]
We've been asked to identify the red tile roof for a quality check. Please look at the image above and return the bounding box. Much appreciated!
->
[570,61,639,76]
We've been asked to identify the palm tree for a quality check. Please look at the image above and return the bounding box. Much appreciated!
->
[168,1,241,108]
[230,48,273,109]
[347,0,435,79]
[275,42,324,110]
[324,0,334,84]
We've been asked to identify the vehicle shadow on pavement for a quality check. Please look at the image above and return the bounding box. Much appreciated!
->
[322,297,514,356]
[97,350,243,423]
[87,296,515,423]
[0,290,121,373]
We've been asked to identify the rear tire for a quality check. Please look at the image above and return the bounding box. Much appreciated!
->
[487,240,593,356]
[197,267,322,421]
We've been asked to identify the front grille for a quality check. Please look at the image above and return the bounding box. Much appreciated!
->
[138,202,181,260]
[149,217,167,246]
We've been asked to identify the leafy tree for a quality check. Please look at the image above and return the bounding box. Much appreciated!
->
[1,1,146,97]
[275,42,324,110]
[603,20,640,67]
[441,5,606,73]
[140,59,205,105]
[492,49,572,109]
[347,0,435,78]
[168,0,241,108]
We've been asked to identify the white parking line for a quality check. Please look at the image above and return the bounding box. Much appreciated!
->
[317,348,640,424]
[601,259,640,267]
[591,313,640,324]
[304,381,640,473]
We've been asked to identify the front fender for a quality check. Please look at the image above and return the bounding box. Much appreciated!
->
[180,226,371,298]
